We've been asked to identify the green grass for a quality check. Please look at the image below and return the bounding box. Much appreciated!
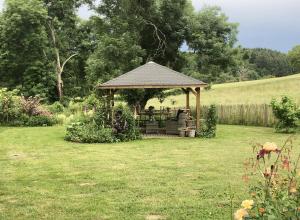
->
[147,73,300,107]
[0,125,299,219]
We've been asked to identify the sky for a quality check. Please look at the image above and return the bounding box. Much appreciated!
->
[1,0,300,52]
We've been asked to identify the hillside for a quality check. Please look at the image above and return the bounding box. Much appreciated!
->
[147,73,300,107]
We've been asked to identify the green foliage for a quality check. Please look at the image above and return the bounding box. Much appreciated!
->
[186,6,238,82]
[246,48,294,77]
[65,122,114,143]
[0,0,55,100]
[270,96,300,133]
[64,95,112,143]
[288,45,300,72]
[48,101,65,114]
[120,89,164,109]
[65,100,141,143]
[26,115,57,127]
[86,33,144,86]
[197,104,217,138]
[0,88,21,124]
[113,104,141,142]
[0,88,56,126]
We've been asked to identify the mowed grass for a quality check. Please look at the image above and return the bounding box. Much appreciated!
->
[0,126,299,219]
[147,73,300,107]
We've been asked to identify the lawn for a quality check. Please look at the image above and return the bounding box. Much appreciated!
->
[0,125,299,219]
[147,73,300,107]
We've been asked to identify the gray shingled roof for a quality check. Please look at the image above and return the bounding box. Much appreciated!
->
[98,61,207,89]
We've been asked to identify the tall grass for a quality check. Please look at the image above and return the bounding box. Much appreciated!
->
[148,73,300,106]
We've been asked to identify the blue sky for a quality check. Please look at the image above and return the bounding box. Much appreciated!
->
[1,0,300,52]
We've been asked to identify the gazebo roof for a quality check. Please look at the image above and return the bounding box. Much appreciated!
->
[98,61,207,89]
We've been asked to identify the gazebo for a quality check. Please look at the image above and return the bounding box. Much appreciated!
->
[98,61,207,132]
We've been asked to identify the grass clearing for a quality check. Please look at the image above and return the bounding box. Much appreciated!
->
[0,125,299,219]
[147,73,300,107]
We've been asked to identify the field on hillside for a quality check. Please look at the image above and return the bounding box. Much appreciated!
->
[1,125,299,219]
[147,74,300,107]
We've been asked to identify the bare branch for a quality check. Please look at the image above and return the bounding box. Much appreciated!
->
[144,20,167,58]
[61,54,77,73]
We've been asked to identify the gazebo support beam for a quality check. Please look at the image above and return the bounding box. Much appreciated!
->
[110,89,115,125]
[186,89,190,110]
[195,87,201,130]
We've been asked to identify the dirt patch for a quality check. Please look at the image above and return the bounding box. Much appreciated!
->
[112,163,126,170]
[8,152,27,160]
[145,214,166,220]
[79,182,96,187]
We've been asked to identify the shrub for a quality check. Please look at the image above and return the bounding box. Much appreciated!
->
[65,103,141,143]
[48,101,64,114]
[0,88,56,127]
[83,94,102,109]
[27,115,57,126]
[113,105,141,142]
[197,104,217,138]
[234,137,300,220]
[65,122,114,143]
[20,96,52,117]
[0,88,21,124]
[270,96,300,133]
[68,101,82,114]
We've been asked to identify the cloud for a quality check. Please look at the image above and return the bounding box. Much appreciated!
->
[192,0,300,51]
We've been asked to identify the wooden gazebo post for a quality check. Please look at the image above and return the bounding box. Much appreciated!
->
[110,89,115,125]
[186,89,190,110]
[195,87,201,130]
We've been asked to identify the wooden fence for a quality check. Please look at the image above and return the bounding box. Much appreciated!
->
[190,104,277,127]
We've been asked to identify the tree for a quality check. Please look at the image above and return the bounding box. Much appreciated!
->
[44,0,92,100]
[186,6,238,82]
[247,48,293,77]
[288,45,300,73]
[87,0,192,108]
[0,0,56,99]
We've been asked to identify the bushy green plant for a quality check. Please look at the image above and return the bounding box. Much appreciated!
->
[0,88,57,127]
[0,88,21,124]
[82,94,102,109]
[234,138,300,220]
[65,122,114,143]
[113,105,141,142]
[271,96,300,133]
[197,104,217,138]
[48,101,64,114]
[26,115,57,127]
[65,103,141,143]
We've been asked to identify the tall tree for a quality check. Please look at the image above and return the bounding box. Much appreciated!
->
[186,6,238,82]
[44,0,92,100]
[288,45,300,73]
[0,0,56,99]
[87,0,192,108]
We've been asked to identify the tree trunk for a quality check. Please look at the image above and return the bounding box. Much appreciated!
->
[57,67,63,100]
[48,21,76,101]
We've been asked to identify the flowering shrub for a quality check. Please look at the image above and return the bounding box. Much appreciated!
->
[235,137,300,219]
[20,96,52,117]
[0,88,56,126]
